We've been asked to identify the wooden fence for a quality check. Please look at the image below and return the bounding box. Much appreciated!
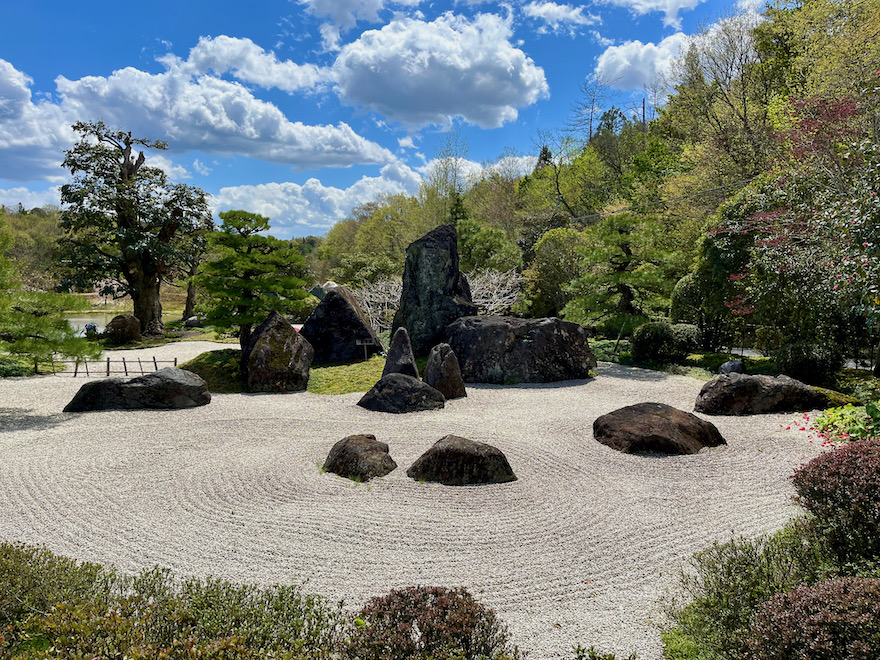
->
[50,356,178,377]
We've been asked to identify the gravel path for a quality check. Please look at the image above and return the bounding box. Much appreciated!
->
[0,341,825,659]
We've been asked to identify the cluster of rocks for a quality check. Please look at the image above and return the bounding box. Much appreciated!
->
[357,328,466,414]
[323,433,516,486]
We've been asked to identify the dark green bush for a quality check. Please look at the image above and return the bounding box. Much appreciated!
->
[671,323,702,357]
[753,327,780,355]
[773,341,845,384]
[791,439,880,564]
[345,585,518,660]
[631,321,676,363]
[596,314,649,340]
[744,577,880,659]
[666,519,826,660]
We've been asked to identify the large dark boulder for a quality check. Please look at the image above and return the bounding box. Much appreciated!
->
[407,435,517,486]
[392,224,478,357]
[300,288,383,365]
[243,311,313,393]
[593,402,727,455]
[422,343,466,400]
[382,327,419,379]
[103,314,141,343]
[63,367,210,412]
[694,372,827,415]
[357,373,445,414]
[444,315,597,384]
[324,434,397,482]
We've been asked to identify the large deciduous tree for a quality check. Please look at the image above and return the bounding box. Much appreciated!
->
[195,210,312,351]
[59,121,212,335]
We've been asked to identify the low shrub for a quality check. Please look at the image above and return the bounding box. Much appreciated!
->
[671,324,702,357]
[811,402,880,442]
[596,314,649,340]
[791,439,880,563]
[665,519,825,660]
[0,356,31,377]
[631,321,677,363]
[744,577,880,659]
[773,341,845,385]
[345,585,519,660]
[572,644,637,659]
[752,326,780,356]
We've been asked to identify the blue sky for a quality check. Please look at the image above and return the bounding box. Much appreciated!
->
[0,0,746,238]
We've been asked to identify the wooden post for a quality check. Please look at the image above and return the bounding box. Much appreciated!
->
[84,360,90,377]
[34,357,39,375]
[74,360,79,377]
[153,356,158,371]
[174,358,177,366]
[123,357,128,376]
[138,358,143,375]
[106,357,110,376]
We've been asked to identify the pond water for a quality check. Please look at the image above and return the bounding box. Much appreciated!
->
[66,311,177,335]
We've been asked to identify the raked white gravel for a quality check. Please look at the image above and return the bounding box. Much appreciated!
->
[0,341,827,659]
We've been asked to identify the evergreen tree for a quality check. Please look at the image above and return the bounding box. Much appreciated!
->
[195,210,311,350]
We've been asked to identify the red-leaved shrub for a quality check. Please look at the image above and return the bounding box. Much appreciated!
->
[345,585,518,660]
[744,577,880,659]
[791,438,880,562]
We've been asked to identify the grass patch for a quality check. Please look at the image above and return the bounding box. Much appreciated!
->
[178,349,243,393]
[308,355,386,394]
[179,350,388,395]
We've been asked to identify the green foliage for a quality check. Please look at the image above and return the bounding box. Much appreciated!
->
[58,121,212,334]
[743,577,880,660]
[752,326,780,355]
[1,216,99,364]
[565,214,673,327]
[344,585,519,660]
[1,546,344,660]
[456,218,522,274]
[671,324,702,356]
[773,341,845,385]
[829,369,880,404]
[0,356,31,377]
[308,355,386,395]
[595,314,649,339]
[812,403,880,443]
[791,439,880,564]
[196,210,311,350]
[520,227,588,317]
[0,205,64,290]
[666,519,826,660]
[330,253,399,286]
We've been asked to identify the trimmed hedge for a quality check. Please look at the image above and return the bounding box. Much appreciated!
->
[773,341,844,385]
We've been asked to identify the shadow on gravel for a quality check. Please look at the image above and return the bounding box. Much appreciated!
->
[0,408,73,433]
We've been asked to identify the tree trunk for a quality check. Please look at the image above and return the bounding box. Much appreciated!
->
[182,261,199,320]
[133,278,164,335]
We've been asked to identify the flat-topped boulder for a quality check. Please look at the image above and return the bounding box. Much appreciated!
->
[103,314,141,344]
[407,435,517,485]
[63,367,211,412]
[300,287,382,365]
[382,327,419,379]
[243,311,313,393]
[593,402,727,455]
[324,434,397,482]
[392,224,478,357]
[444,315,597,384]
[695,372,827,415]
[423,343,466,400]
[357,373,445,414]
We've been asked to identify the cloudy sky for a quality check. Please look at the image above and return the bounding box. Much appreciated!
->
[1,0,740,238]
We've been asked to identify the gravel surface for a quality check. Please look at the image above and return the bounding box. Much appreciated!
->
[0,341,826,659]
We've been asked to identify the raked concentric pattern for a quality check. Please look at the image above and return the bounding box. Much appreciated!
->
[0,342,826,660]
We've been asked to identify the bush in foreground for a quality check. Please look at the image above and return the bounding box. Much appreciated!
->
[744,577,880,660]
[345,585,519,660]
[791,438,880,564]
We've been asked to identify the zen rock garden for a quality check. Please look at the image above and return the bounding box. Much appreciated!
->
[62,222,833,486]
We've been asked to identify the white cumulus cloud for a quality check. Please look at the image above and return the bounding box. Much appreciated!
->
[214,160,422,236]
[522,1,601,35]
[602,0,705,28]
[160,36,329,92]
[333,12,549,128]
[595,33,688,90]
[300,0,424,50]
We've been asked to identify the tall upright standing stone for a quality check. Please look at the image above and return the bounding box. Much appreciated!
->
[243,311,313,392]
[299,286,383,365]
[392,224,477,357]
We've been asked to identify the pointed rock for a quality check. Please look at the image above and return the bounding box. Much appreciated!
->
[243,311,313,393]
[423,343,466,399]
[299,286,382,365]
[382,327,419,379]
